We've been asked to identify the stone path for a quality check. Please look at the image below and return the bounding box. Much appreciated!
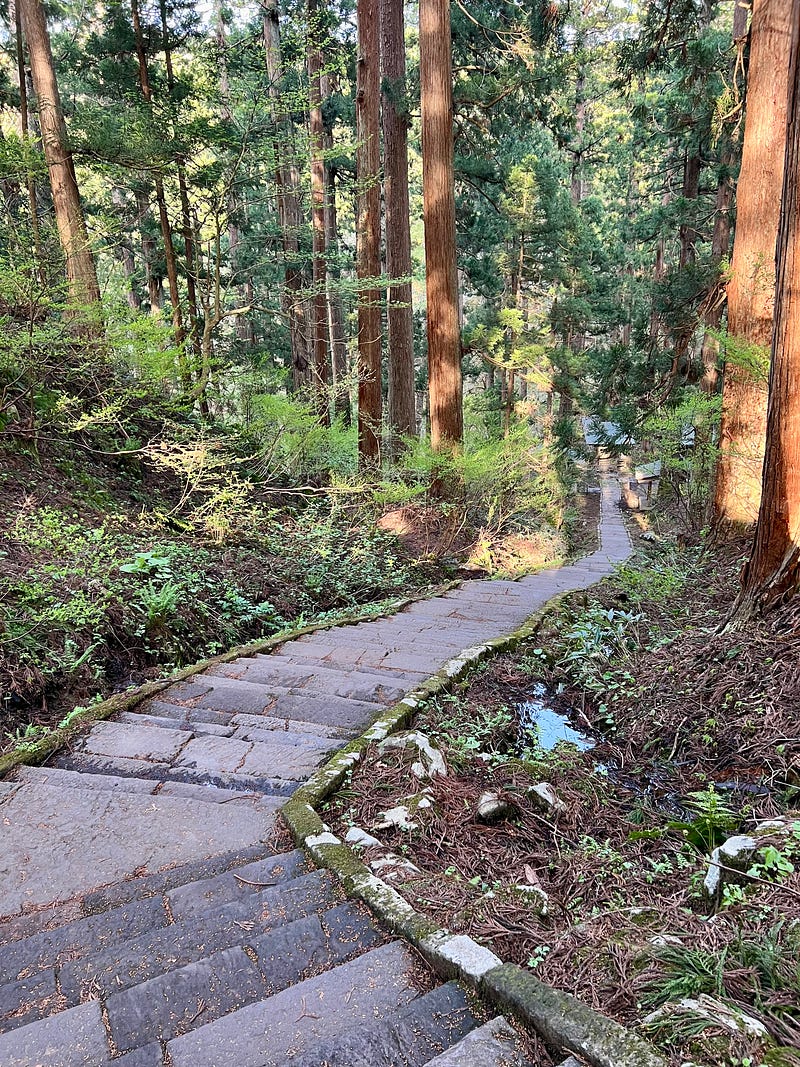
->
[0,474,630,1066]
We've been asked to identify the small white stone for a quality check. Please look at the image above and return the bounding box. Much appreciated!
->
[379,731,447,777]
[644,995,768,1040]
[374,805,417,831]
[528,782,567,813]
[345,826,381,848]
[476,791,514,824]
[305,831,341,848]
[703,834,757,900]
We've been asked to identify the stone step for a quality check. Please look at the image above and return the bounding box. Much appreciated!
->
[0,781,276,922]
[118,710,235,736]
[208,658,420,703]
[0,970,60,1034]
[58,870,338,1003]
[0,1000,109,1066]
[422,1017,534,1066]
[139,698,237,726]
[12,764,160,796]
[229,712,350,740]
[53,750,302,796]
[105,902,383,1053]
[12,765,284,812]
[165,851,308,921]
[118,709,348,758]
[167,675,386,729]
[0,849,303,980]
[275,980,480,1066]
[166,940,422,1067]
[300,625,470,651]
[81,845,292,915]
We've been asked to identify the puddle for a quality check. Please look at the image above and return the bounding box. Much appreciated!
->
[517,682,595,753]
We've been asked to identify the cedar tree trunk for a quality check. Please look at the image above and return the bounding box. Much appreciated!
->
[715,0,793,527]
[307,0,330,424]
[419,0,462,450]
[356,0,382,463]
[729,0,800,619]
[381,0,416,445]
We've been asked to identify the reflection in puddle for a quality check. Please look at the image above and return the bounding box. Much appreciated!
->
[518,682,595,753]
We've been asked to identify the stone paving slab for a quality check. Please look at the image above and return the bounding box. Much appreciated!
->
[0,783,274,919]
[0,1000,109,1066]
[166,940,419,1067]
[280,981,479,1067]
[424,1017,532,1066]
[58,871,337,1001]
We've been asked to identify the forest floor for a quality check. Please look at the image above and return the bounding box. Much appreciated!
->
[326,515,800,1067]
[0,438,581,753]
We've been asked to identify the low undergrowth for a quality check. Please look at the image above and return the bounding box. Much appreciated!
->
[326,544,800,1067]
[0,443,430,749]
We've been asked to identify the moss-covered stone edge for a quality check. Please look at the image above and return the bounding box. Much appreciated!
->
[281,592,667,1067]
[0,581,464,778]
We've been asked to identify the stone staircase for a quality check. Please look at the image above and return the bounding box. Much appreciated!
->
[0,473,629,1066]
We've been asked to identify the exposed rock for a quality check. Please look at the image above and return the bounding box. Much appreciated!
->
[527,782,566,814]
[369,854,421,880]
[754,814,800,837]
[345,826,381,849]
[379,731,447,778]
[476,792,515,824]
[644,994,769,1041]
[512,884,549,915]
[374,790,434,832]
[703,835,757,904]
[374,805,418,832]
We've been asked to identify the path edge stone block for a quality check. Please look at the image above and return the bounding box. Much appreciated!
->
[482,964,666,1067]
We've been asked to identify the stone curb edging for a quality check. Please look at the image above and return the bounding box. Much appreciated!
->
[0,582,465,779]
[281,593,667,1067]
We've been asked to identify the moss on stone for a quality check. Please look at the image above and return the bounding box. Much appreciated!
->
[482,964,666,1067]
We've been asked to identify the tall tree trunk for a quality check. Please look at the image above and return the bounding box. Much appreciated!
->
[320,86,350,423]
[715,0,793,528]
[13,0,44,274]
[356,0,382,462]
[161,0,207,367]
[307,0,330,424]
[19,0,100,307]
[130,0,189,386]
[381,0,415,446]
[729,0,800,620]
[215,1,255,347]
[420,0,462,450]
[263,0,309,390]
[700,133,740,393]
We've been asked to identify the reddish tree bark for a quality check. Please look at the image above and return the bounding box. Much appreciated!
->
[381,0,416,445]
[715,0,793,527]
[420,0,462,450]
[356,0,382,463]
[730,0,800,619]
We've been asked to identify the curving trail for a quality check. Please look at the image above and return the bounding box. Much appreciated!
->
[0,472,630,1066]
